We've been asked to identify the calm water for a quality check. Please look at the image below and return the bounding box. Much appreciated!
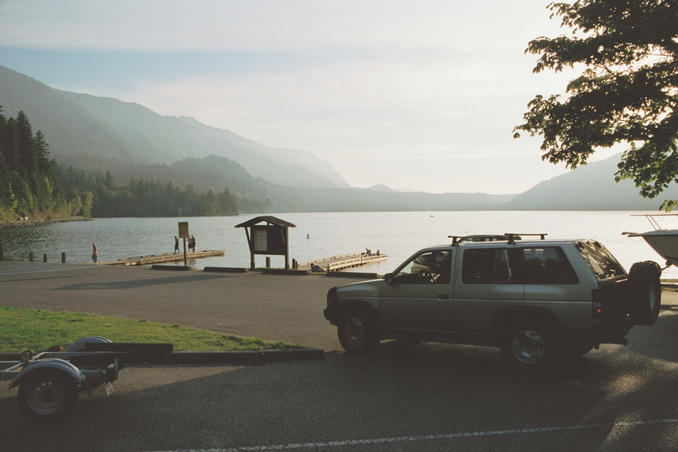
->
[1,211,676,279]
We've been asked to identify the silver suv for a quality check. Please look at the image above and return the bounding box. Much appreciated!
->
[323,234,662,368]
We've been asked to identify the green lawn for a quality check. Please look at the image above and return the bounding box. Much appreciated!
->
[0,305,295,353]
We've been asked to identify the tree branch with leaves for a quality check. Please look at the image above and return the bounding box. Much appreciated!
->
[514,0,678,210]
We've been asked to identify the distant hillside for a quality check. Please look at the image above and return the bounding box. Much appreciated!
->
[100,155,513,212]
[506,154,678,210]
[0,65,347,189]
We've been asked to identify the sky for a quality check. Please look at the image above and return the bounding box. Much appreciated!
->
[0,0,597,194]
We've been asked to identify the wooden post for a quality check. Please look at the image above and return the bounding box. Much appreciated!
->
[92,243,98,263]
[0,242,3,261]
[284,227,290,270]
[43,253,47,263]
[292,258,297,269]
[29,251,34,262]
[245,227,255,270]
[61,252,66,263]
[183,238,188,267]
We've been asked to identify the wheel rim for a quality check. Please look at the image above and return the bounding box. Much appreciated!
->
[26,376,68,415]
[343,316,365,347]
[512,329,545,364]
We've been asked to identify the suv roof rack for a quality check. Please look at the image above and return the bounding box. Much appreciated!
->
[448,234,518,246]
[448,233,548,246]
[504,233,547,244]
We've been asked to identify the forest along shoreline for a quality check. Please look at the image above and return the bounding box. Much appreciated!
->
[0,216,91,229]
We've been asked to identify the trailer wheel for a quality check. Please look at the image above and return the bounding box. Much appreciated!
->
[18,370,78,421]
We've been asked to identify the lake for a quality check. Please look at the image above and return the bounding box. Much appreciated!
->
[1,211,676,279]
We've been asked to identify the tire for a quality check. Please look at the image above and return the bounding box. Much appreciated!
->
[628,261,662,326]
[337,309,379,354]
[500,319,554,369]
[18,370,78,421]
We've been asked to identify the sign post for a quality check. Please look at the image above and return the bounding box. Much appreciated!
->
[178,222,189,267]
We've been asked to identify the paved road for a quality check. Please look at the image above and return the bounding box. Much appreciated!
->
[0,262,361,350]
[1,262,677,451]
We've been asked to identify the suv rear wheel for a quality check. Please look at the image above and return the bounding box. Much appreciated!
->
[337,309,379,354]
[500,319,554,368]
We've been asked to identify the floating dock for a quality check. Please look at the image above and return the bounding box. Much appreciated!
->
[105,250,225,266]
[299,252,387,272]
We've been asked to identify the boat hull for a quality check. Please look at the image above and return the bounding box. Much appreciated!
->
[640,230,678,266]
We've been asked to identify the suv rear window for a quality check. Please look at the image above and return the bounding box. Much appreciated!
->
[462,246,578,284]
[575,241,626,279]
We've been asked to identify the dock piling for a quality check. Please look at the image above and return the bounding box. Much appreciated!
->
[61,252,66,263]
[29,251,34,262]
[43,253,47,263]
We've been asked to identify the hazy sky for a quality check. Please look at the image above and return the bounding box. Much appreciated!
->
[0,0,596,194]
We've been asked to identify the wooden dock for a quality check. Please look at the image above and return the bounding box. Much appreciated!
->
[105,250,225,266]
[299,252,387,272]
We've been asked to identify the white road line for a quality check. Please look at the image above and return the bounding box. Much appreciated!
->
[144,418,678,452]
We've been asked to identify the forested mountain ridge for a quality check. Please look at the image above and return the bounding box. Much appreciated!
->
[0,108,92,223]
[0,109,239,223]
[0,65,348,189]
[506,154,678,210]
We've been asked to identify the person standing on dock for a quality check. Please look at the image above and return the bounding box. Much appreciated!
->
[174,236,179,254]
[189,235,196,253]
[92,243,98,263]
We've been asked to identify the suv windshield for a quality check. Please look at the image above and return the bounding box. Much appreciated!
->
[575,241,626,279]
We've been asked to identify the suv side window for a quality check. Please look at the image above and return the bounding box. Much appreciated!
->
[462,249,513,284]
[393,250,452,284]
[513,247,578,284]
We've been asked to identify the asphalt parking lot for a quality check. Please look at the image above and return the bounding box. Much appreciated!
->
[1,263,677,451]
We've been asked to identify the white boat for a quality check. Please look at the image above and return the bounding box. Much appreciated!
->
[624,214,678,267]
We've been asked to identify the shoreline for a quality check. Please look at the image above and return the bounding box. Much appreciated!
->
[0,215,91,229]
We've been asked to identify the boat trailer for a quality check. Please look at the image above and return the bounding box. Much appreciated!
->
[0,337,172,421]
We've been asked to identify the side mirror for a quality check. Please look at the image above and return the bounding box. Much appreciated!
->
[384,273,393,283]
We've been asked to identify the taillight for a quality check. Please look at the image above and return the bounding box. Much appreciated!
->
[592,289,603,318]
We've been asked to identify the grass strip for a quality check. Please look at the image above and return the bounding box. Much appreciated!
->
[0,305,295,353]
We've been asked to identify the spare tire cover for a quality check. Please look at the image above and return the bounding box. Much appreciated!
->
[628,261,661,326]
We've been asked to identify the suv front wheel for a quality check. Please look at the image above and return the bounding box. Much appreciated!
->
[337,309,379,354]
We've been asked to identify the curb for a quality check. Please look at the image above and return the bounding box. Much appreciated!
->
[326,271,379,279]
[165,347,324,364]
[262,268,310,276]
[151,265,193,271]
[0,348,324,366]
[203,267,249,273]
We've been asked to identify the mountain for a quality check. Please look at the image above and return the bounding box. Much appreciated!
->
[99,155,511,212]
[2,64,675,212]
[0,65,348,189]
[506,153,678,210]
